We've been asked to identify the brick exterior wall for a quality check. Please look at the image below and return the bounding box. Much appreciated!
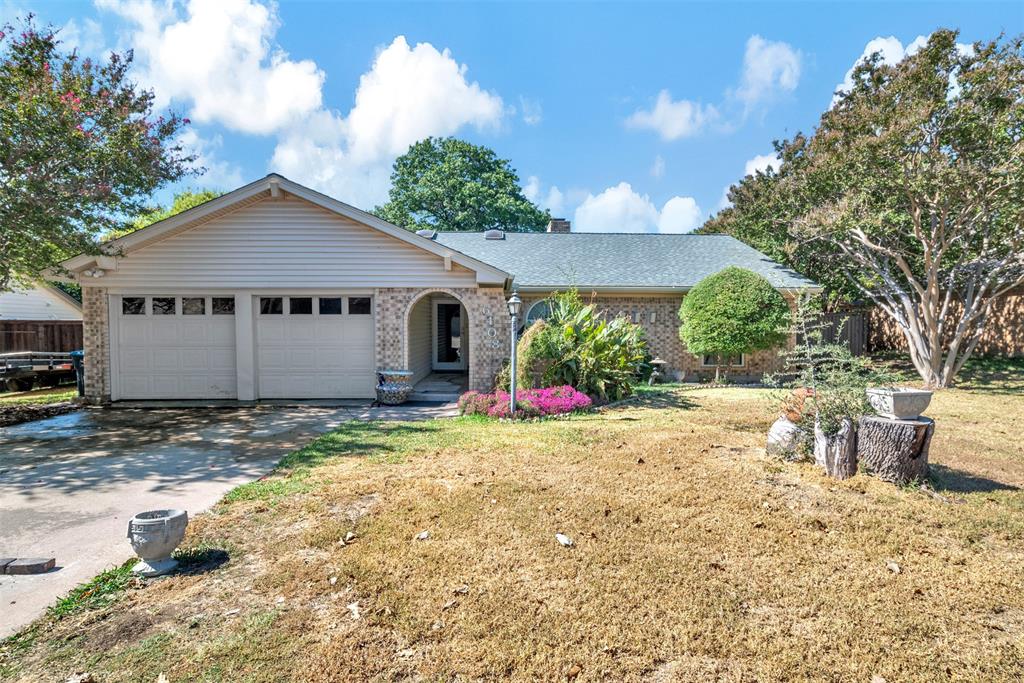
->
[867,290,1024,358]
[375,286,510,392]
[522,292,791,382]
[81,286,111,403]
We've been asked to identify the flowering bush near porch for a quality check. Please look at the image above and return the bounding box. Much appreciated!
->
[458,385,592,419]
[498,290,651,402]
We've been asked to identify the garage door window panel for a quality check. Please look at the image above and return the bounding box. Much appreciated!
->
[212,297,235,315]
[319,297,342,315]
[289,297,313,314]
[152,297,176,315]
[123,297,146,315]
[260,297,283,315]
[183,297,206,315]
[348,297,372,315]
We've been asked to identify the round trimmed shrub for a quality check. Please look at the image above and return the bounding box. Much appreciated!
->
[679,267,791,379]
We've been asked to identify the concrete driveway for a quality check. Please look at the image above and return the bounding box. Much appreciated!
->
[0,402,450,638]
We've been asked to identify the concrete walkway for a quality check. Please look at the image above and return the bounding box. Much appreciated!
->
[0,401,454,638]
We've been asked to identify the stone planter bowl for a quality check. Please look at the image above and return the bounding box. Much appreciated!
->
[376,369,414,405]
[866,387,934,420]
[127,509,188,577]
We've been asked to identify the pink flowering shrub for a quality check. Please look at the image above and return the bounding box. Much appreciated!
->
[458,385,592,420]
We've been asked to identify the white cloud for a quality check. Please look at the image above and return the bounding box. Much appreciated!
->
[99,0,509,207]
[650,155,665,178]
[625,90,717,141]
[271,36,505,206]
[573,182,701,234]
[657,196,701,233]
[832,34,973,105]
[732,35,801,110]
[523,175,565,216]
[59,17,105,55]
[177,128,244,189]
[519,96,543,125]
[744,152,780,176]
[99,0,325,135]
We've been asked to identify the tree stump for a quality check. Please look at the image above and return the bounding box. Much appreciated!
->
[814,418,857,480]
[857,415,933,484]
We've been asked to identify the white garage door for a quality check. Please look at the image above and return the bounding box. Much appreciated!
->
[255,295,375,399]
[114,295,238,399]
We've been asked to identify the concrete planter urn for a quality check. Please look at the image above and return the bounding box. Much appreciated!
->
[376,369,414,405]
[127,509,188,577]
[866,387,933,420]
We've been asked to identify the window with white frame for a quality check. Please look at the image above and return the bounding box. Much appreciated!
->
[701,353,745,367]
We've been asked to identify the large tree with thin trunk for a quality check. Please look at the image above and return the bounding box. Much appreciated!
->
[0,16,194,292]
[794,30,1023,388]
[708,30,1023,388]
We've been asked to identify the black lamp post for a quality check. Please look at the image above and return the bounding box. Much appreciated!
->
[506,290,522,415]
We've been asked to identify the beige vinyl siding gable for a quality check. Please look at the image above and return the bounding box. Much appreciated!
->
[96,196,477,290]
[0,286,82,320]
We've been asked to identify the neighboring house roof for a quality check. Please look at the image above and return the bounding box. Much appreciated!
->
[0,284,82,321]
[432,232,819,292]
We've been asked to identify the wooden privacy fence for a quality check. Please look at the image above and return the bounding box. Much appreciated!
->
[0,321,83,353]
[817,310,868,356]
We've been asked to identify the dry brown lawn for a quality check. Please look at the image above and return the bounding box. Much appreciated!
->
[3,380,1023,682]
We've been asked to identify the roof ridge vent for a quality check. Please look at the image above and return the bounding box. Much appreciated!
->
[484,229,505,240]
[416,229,436,239]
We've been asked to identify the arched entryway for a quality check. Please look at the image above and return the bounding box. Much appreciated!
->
[403,289,470,400]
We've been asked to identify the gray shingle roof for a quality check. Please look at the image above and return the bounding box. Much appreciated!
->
[432,232,818,290]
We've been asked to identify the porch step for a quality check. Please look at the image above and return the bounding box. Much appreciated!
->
[409,391,461,403]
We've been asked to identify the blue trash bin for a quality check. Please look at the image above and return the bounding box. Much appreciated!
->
[69,350,85,397]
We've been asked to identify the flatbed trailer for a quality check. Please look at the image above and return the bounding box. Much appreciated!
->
[0,351,75,392]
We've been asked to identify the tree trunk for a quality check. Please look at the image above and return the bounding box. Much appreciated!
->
[856,415,933,485]
[813,418,857,480]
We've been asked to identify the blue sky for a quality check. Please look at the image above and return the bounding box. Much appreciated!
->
[6,0,1022,232]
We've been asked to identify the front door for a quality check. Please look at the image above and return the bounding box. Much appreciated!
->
[433,301,465,371]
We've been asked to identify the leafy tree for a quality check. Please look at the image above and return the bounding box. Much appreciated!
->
[792,31,1024,388]
[0,16,194,292]
[375,137,549,232]
[679,267,791,381]
[703,30,1024,388]
[105,188,222,239]
[698,136,860,304]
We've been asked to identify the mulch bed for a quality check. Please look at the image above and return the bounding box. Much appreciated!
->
[0,401,80,428]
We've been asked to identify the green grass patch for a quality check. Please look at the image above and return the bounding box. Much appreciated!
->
[0,388,76,406]
[47,560,136,620]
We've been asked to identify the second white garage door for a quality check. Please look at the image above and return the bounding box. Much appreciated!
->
[255,295,375,399]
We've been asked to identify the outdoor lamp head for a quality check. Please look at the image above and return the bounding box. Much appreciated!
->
[506,291,522,318]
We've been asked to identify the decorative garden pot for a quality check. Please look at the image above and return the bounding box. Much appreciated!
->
[866,387,933,420]
[127,509,188,577]
[376,369,414,405]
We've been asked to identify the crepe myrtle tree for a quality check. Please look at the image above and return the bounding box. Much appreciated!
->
[0,15,195,292]
[679,267,792,382]
[792,30,1024,388]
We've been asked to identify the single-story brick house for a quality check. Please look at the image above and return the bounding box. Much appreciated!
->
[59,174,818,403]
